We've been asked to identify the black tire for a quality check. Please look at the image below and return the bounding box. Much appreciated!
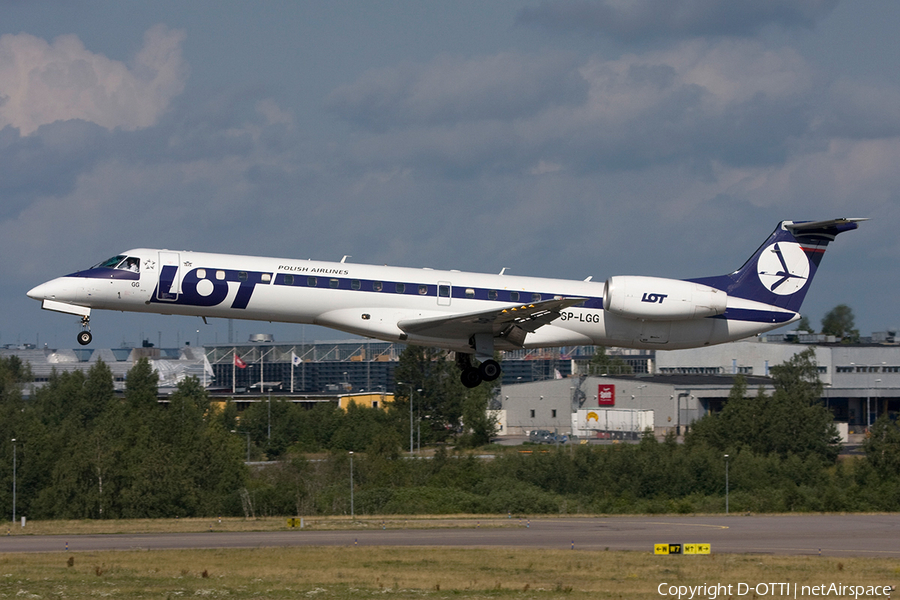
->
[77,331,93,346]
[478,359,501,382]
[460,367,482,388]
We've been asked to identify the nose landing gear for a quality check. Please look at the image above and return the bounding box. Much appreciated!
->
[77,316,92,346]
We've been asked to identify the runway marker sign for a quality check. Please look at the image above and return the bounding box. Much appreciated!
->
[684,543,710,554]
[655,543,709,555]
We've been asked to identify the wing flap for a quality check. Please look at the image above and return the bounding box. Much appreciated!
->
[397,297,586,343]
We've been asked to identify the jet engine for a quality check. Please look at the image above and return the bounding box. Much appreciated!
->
[603,276,727,321]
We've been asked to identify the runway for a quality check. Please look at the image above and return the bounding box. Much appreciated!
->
[2,515,898,557]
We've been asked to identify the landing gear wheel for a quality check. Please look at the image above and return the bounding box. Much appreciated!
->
[460,367,482,388]
[77,331,93,346]
[478,359,501,382]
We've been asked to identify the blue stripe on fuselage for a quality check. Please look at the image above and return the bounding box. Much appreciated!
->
[272,273,604,308]
[711,308,795,324]
[66,267,140,282]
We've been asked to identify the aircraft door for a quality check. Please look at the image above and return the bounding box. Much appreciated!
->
[438,281,451,306]
[157,252,181,301]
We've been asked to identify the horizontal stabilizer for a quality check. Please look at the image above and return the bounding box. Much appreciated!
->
[785,218,867,239]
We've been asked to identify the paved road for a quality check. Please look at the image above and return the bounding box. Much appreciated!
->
[1,515,898,557]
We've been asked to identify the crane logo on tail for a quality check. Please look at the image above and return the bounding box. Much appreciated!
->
[757,242,809,295]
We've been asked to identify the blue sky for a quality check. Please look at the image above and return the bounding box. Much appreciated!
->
[2,0,898,349]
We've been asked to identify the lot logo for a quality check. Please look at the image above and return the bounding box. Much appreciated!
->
[641,293,668,304]
[757,242,809,295]
[598,384,615,406]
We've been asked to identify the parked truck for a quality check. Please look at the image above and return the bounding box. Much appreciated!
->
[571,408,654,440]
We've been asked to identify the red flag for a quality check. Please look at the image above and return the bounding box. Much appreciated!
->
[234,354,247,369]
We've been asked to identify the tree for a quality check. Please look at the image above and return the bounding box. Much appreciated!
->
[394,346,465,444]
[394,346,501,447]
[686,349,840,462]
[0,357,30,516]
[459,379,498,448]
[863,415,900,478]
[588,347,632,375]
[796,315,813,333]
[821,304,858,341]
[125,357,159,410]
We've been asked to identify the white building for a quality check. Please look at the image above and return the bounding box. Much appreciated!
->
[498,338,900,438]
[656,339,900,429]
[498,373,774,438]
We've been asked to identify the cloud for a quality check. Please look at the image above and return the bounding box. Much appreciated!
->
[0,24,188,135]
[326,40,818,177]
[325,52,588,131]
[516,0,839,42]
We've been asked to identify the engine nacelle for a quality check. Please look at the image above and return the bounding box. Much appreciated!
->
[603,276,727,321]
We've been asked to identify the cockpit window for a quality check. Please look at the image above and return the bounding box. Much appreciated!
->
[93,255,126,269]
[121,257,140,272]
[91,255,140,273]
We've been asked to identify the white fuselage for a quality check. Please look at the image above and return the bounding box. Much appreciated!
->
[28,247,795,354]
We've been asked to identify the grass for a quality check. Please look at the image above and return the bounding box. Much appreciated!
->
[1,546,898,600]
[2,518,898,598]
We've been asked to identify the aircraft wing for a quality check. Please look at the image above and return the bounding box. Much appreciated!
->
[398,297,586,346]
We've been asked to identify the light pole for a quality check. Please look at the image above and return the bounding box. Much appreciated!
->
[399,384,423,454]
[724,454,730,515]
[417,387,423,453]
[11,439,16,524]
[349,451,354,519]
[409,387,414,454]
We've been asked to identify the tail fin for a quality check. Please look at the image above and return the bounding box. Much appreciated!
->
[691,218,865,313]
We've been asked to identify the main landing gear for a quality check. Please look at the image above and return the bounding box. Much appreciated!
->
[77,315,92,346]
[456,352,501,388]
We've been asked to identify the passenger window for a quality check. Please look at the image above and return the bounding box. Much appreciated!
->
[284,274,294,285]
[216,270,226,280]
[197,269,206,279]
[396,283,405,294]
[330,278,339,288]
[352,280,361,290]
[439,285,450,297]
[239,272,248,282]
[418,285,428,295]
[510,291,519,302]
[262,273,271,283]
[374,281,383,292]
[531,293,541,302]
[465,288,475,298]
[308,277,317,287]
[488,290,498,301]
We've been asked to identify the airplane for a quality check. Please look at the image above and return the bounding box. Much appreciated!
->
[27,218,864,388]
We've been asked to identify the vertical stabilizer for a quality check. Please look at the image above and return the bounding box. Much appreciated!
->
[690,218,865,313]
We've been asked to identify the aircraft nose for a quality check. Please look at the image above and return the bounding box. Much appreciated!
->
[27,278,68,301]
[27,281,51,300]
